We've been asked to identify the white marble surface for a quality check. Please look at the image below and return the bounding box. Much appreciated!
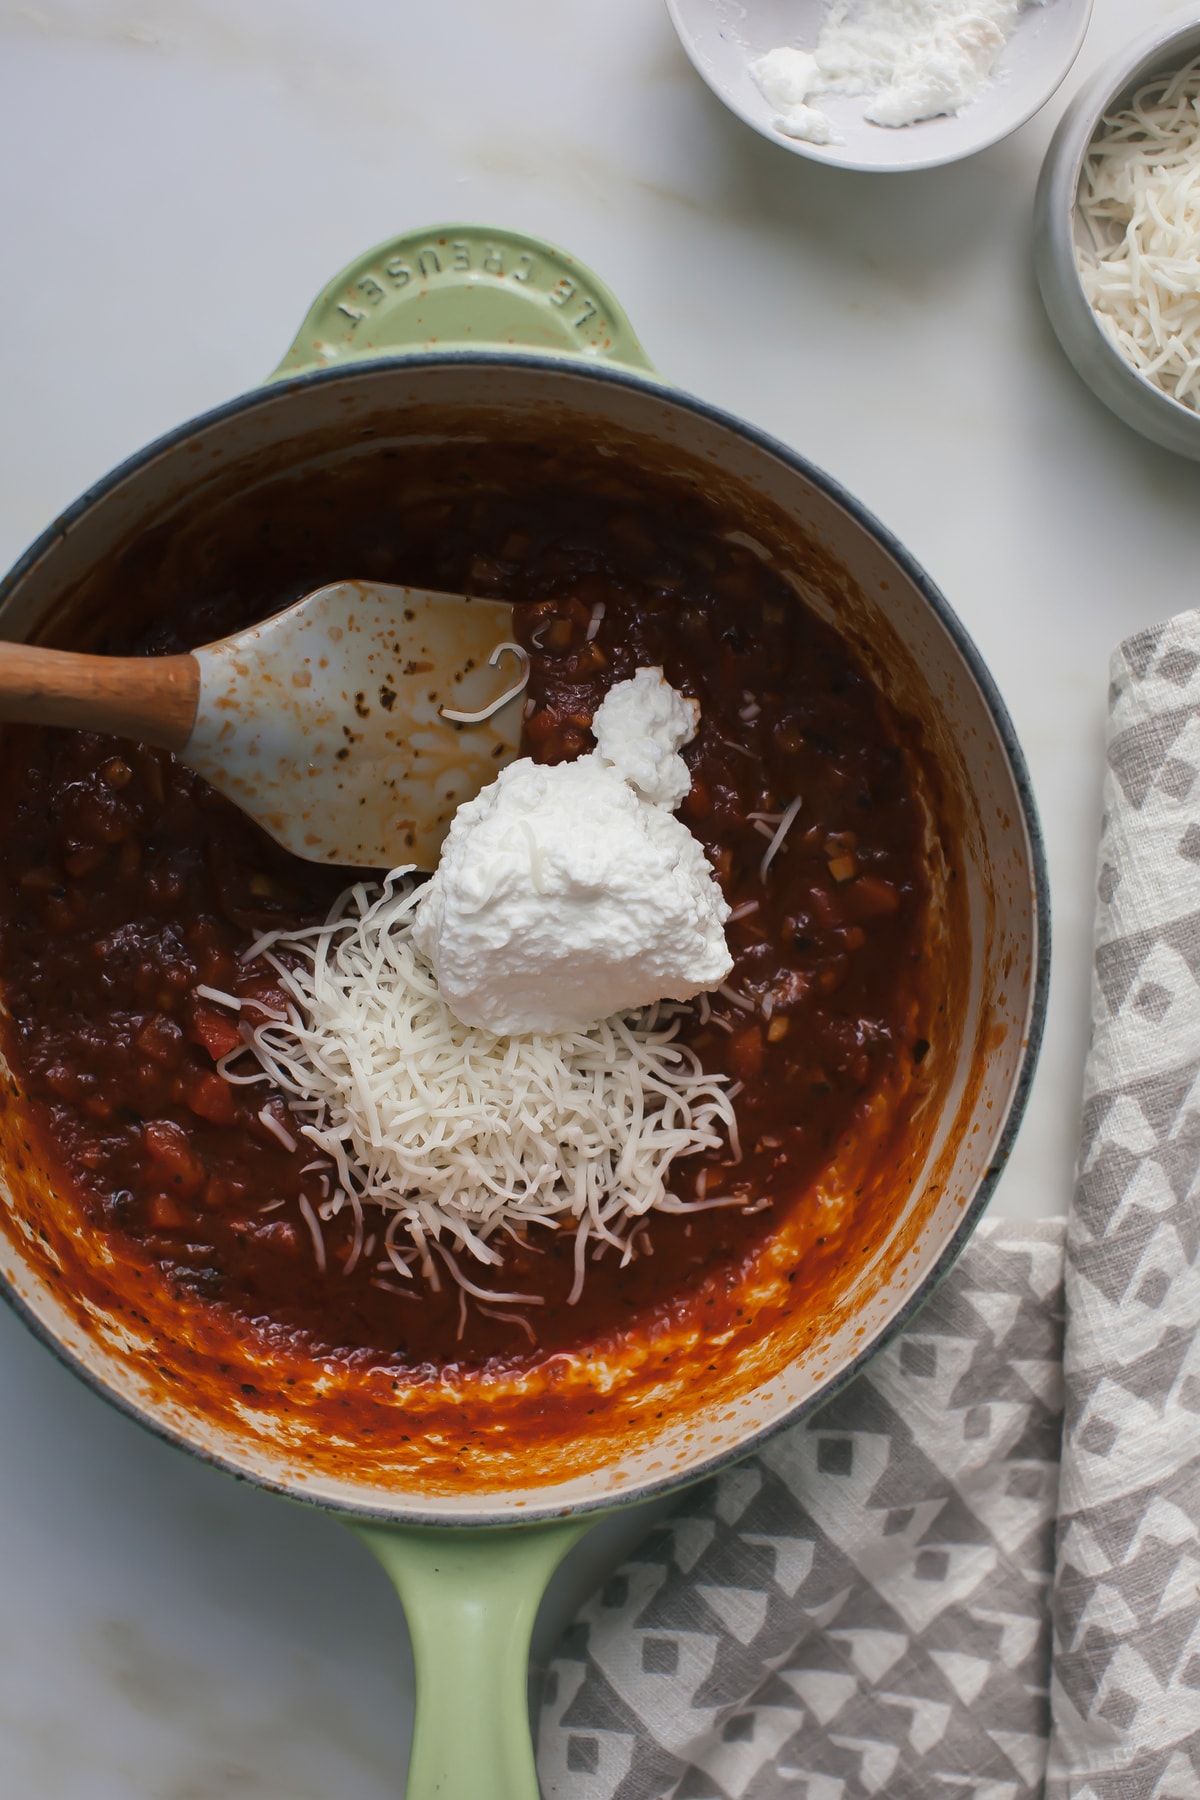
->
[0,0,1197,1791]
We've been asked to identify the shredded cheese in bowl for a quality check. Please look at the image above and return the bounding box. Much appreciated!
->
[1075,55,1200,412]
[219,874,739,1308]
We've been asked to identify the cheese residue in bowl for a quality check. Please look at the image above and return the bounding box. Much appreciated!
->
[749,0,1037,144]
[1075,55,1200,413]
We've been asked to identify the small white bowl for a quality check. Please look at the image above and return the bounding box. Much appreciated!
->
[666,0,1094,174]
[1034,9,1200,461]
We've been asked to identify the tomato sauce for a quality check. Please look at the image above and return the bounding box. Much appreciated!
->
[0,446,932,1378]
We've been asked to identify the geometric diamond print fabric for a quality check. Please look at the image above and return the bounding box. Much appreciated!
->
[538,1218,1065,1800]
[1047,613,1200,1800]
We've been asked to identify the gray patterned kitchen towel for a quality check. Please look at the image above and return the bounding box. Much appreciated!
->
[538,610,1200,1800]
[539,1218,1067,1800]
[1047,613,1200,1800]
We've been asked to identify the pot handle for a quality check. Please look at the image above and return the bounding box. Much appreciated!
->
[270,224,656,380]
[355,1515,592,1800]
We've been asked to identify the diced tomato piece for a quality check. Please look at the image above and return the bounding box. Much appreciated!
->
[142,1120,205,1195]
[136,1013,185,1065]
[523,708,570,759]
[63,845,106,878]
[730,1024,766,1082]
[571,641,608,673]
[77,789,135,845]
[468,554,506,590]
[147,1194,187,1230]
[525,711,587,764]
[188,1004,242,1061]
[185,1071,236,1127]
[849,877,901,918]
[817,958,848,994]
[204,1173,249,1209]
[808,886,843,928]
[18,866,60,894]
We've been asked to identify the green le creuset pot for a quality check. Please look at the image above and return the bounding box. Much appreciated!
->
[0,225,1048,1798]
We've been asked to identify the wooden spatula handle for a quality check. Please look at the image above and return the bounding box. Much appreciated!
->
[0,644,200,751]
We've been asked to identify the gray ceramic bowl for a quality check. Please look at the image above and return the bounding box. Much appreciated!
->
[1034,9,1200,460]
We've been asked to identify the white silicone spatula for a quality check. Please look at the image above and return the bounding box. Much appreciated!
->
[0,581,524,870]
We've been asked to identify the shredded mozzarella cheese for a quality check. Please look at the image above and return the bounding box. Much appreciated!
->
[438,642,530,725]
[196,983,242,1011]
[226,872,739,1304]
[760,794,804,882]
[257,1105,297,1153]
[297,1193,327,1273]
[1076,56,1200,412]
